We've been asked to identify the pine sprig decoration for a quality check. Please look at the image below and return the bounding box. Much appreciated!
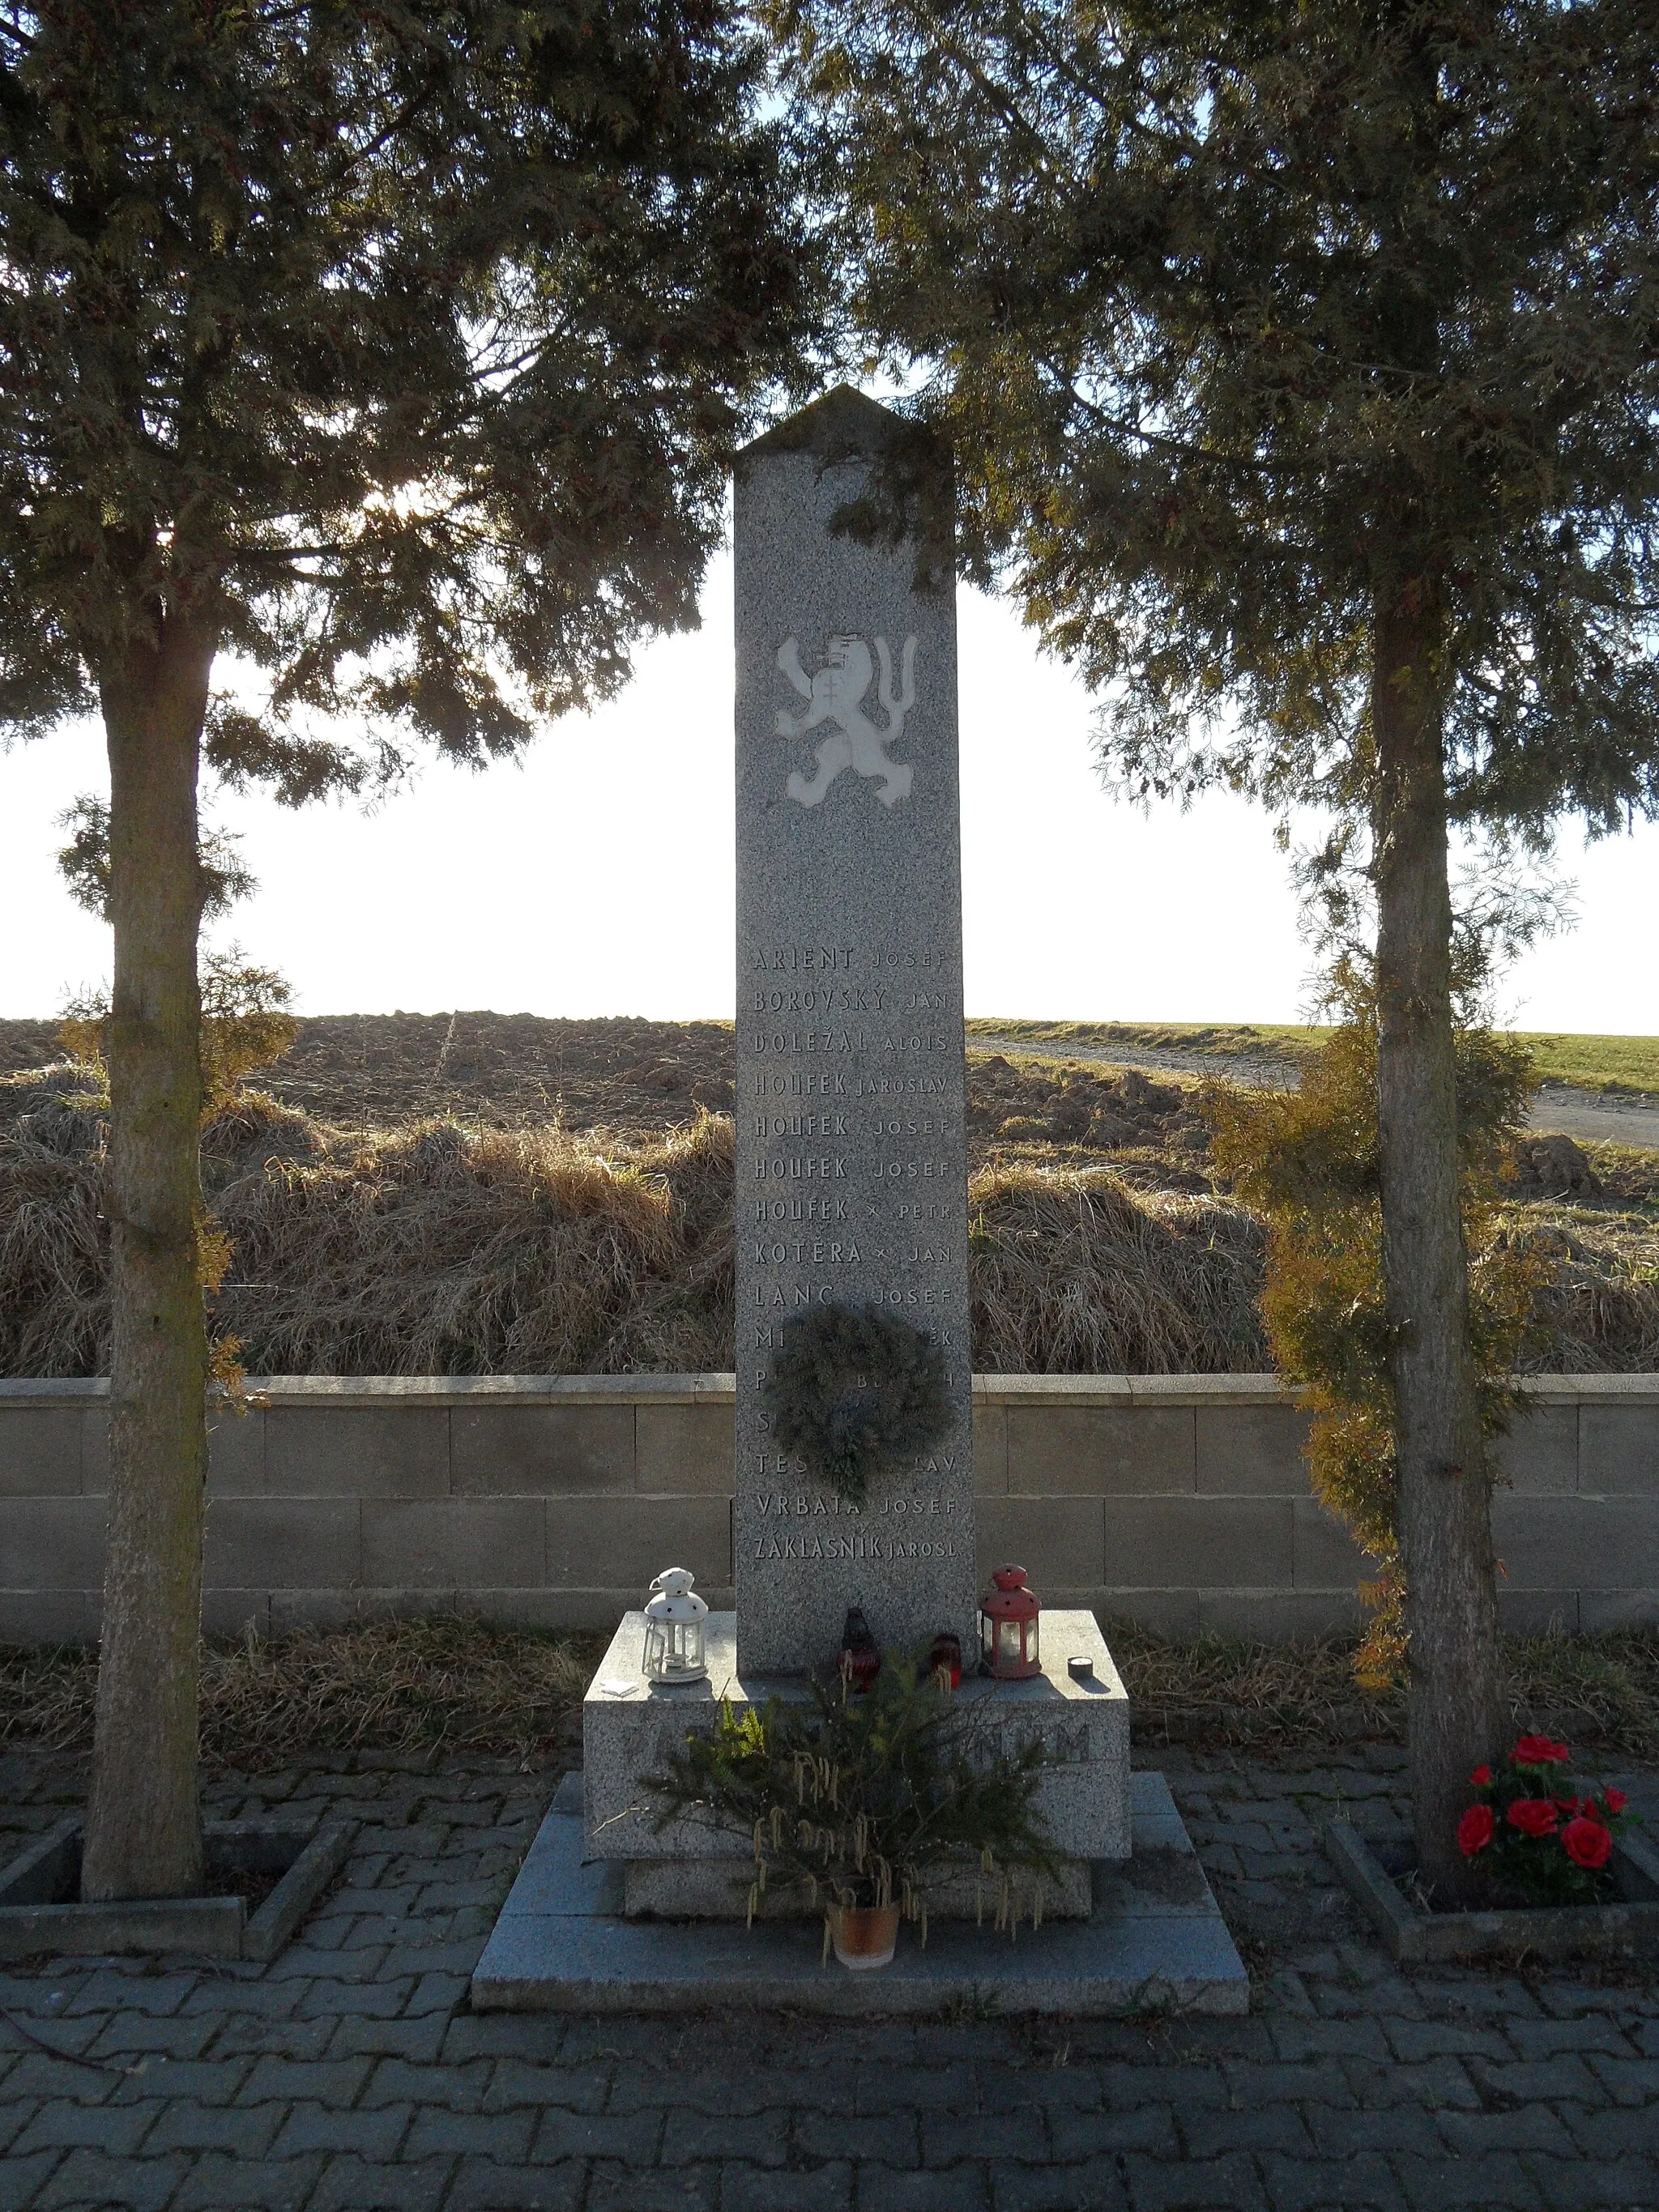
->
[761,1302,952,1509]
[647,1659,1059,1929]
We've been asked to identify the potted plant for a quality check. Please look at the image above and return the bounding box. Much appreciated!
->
[1454,1736,1639,1906]
[648,1657,1059,1970]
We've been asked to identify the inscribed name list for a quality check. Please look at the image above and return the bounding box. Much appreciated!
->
[732,390,977,1674]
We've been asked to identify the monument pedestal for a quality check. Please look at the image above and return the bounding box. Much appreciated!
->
[581,1610,1130,1921]
[582,1609,1132,1873]
[579,1610,1141,1902]
[465,1610,1247,2016]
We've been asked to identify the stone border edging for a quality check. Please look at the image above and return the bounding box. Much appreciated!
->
[0,1816,356,1963]
[1324,1818,1659,1963]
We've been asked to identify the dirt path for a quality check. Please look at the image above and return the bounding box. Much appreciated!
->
[1528,1084,1659,1149]
[970,1033,1299,1090]
[969,1033,1659,1149]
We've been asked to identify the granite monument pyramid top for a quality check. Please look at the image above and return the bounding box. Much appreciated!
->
[738,382,915,464]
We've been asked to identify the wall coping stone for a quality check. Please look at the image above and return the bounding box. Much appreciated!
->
[2,1371,1655,1409]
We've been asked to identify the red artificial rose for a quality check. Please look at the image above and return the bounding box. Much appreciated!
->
[1506,1798,1560,1838]
[1512,1735,1571,1767]
[1457,1804,1495,1856]
[1563,1817,1614,1871]
[1605,1788,1628,1814]
[1469,1764,1492,1788]
[1554,1796,1580,1816]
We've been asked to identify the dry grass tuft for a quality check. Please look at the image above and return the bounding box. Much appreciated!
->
[8,1617,1654,1770]
[1114,1618,1659,1761]
[3,1068,1655,1378]
[211,1112,728,1377]
[970,1168,1267,1372]
[1508,1205,1659,1373]
[0,1616,604,1767]
[213,1107,740,1378]
[1109,1621,1403,1749]
[0,1063,109,1379]
[1503,1630,1659,1762]
[0,1089,1272,1377]
[1,1098,739,1379]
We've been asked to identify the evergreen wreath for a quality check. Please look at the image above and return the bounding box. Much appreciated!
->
[761,1302,953,1509]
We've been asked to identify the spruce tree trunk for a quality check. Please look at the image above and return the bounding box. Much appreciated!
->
[80,614,214,1903]
[1371,591,1503,1903]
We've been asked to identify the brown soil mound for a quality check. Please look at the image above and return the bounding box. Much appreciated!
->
[2,1013,739,1137]
[241,1012,736,1134]
[0,1015,1213,1172]
[0,1021,62,1076]
[1505,1132,1602,1200]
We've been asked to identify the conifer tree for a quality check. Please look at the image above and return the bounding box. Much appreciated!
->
[1,0,814,1901]
[776,0,1659,1889]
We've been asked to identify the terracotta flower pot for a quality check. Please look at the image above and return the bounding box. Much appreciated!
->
[828,1902,900,1971]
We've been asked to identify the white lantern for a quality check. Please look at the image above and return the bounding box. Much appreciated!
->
[642,1566,709,1683]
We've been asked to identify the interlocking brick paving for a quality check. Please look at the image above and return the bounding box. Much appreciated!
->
[2,1743,1657,2211]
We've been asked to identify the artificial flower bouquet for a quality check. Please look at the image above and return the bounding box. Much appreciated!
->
[1457,1735,1636,1907]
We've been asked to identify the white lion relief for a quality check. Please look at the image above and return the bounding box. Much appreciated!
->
[773,633,918,808]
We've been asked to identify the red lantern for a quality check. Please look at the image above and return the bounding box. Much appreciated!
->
[979,1565,1041,1680]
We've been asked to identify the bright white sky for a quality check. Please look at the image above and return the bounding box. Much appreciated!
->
[1,547,1653,1034]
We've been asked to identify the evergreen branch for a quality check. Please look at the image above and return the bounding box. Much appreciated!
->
[326,68,449,193]
[895,2,1062,185]
[1044,360,1286,477]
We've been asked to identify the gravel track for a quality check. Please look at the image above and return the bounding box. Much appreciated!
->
[970,1035,1659,1149]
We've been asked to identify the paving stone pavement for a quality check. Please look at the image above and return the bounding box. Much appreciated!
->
[2,1742,1657,2212]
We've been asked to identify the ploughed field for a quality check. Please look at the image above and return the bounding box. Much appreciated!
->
[2,1012,1656,1379]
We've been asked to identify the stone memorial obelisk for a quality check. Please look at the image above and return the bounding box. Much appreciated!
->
[569,390,1137,1941]
[473,390,1240,2015]
[732,387,977,1673]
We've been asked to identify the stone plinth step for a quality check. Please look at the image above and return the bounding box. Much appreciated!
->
[471,1770,1247,2018]
[620,1852,1095,1920]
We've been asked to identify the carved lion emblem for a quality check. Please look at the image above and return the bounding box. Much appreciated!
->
[773,633,918,808]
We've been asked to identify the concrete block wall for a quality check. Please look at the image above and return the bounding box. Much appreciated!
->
[973,1375,1659,1639]
[2,1373,1654,1644]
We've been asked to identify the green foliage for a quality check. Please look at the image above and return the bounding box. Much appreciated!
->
[60,949,297,1116]
[1,0,821,775]
[648,1659,1059,1927]
[194,957,301,1118]
[774,0,1659,844]
[56,795,254,923]
[761,1301,953,1507]
[1210,1004,1540,1683]
[778,1,1659,1844]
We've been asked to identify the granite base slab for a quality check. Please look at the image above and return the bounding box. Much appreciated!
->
[472,1770,1247,2018]
[583,1609,1131,1865]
